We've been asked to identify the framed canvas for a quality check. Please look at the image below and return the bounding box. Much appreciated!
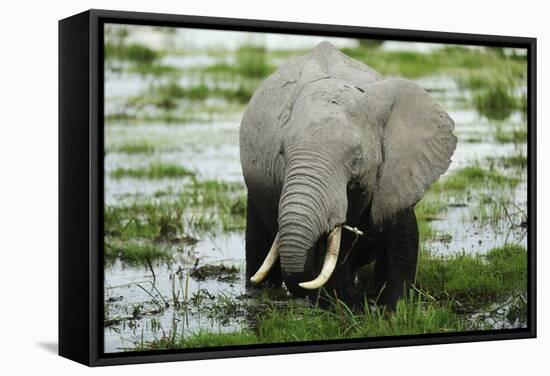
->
[59,9,537,366]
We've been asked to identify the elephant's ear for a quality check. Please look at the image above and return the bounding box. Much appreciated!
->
[365,78,457,227]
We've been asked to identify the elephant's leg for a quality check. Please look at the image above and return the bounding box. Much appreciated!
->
[320,256,356,307]
[346,215,380,271]
[374,207,419,310]
[245,196,282,288]
[321,217,377,307]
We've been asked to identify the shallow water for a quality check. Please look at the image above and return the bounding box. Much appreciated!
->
[424,182,527,255]
[104,232,246,352]
[104,120,243,206]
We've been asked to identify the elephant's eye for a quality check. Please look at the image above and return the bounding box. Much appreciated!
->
[349,156,363,175]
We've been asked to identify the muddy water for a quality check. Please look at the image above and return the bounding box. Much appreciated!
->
[104,55,527,351]
[105,233,246,352]
[425,182,527,255]
[104,120,243,206]
[104,99,250,351]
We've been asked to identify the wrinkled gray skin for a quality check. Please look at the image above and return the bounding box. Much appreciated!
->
[240,42,457,307]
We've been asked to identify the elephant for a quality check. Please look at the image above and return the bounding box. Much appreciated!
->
[239,41,457,308]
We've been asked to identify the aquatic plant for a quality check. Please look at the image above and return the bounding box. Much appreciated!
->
[416,244,527,309]
[473,82,519,120]
[494,124,528,144]
[104,178,247,264]
[105,42,159,64]
[104,242,172,264]
[120,243,527,350]
[429,165,520,194]
[110,162,196,179]
[235,44,275,78]
[341,45,526,80]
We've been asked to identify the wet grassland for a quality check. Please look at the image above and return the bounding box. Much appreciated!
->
[103,26,528,352]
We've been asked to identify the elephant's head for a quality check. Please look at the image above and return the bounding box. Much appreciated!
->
[250,54,457,294]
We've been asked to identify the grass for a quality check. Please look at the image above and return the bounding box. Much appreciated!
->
[104,203,189,247]
[417,220,434,240]
[259,297,463,341]
[202,45,276,78]
[416,244,527,309]
[105,100,245,124]
[471,195,506,228]
[105,241,173,264]
[128,63,180,77]
[414,196,448,241]
[130,292,465,350]
[342,44,526,121]
[358,39,384,49]
[458,72,527,121]
[494,124,528,144]
[127,80,255,112]
[416,166,523,236]
[107,141,157,154]
[458,70,526,92]
[341,45,526,80]
[180,179,247,232]
[416,196,447,222]
[503,154,528,168]
[473,83,523,120]
[124,243,526,350]
[105,37,527,123]
[467,193,526,229]
[110,162,196,179]
[235,45,275,78]
[105,42,160,64]
[104,179,247,264]
[429,165,520,194]
[493,153,528,169]
[133,331,257,350]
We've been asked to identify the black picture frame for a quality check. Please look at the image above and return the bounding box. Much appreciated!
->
[59,8,537,367]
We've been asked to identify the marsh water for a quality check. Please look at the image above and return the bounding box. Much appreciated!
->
[103,25,528,352]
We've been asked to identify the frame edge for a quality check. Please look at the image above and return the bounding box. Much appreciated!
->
[59,10,93,366]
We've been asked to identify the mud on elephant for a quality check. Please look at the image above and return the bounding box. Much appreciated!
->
[239,42,457,309]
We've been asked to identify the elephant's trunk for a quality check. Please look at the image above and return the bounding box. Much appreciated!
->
[276,146,348,293]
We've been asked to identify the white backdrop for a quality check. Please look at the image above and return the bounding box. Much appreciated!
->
[0,0,546,374]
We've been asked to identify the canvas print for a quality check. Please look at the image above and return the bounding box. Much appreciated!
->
[103,23,528,353]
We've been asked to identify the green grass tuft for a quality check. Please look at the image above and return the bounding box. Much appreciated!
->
[430,166,519,194]
[203,45,276,78]
[131,292,464,350]
[108,141,157,154]
[498,153,527,169]
[110,163,196,179]
[129,63,179,77]
[416,196,447,221]
[127,80,255,111]
[494,125,528,144]
[341,45,526,80]
[104,178,247,264]
[105,242,172,264]
[416,244,527,309]
[104,204,186,242]
[105,42,159,64]
[235,44,275,78]
[473,82,521,120]
[124,242,527,350]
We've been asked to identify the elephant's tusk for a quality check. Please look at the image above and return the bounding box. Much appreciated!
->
[298,226,342,290]
[250,232,280,285]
